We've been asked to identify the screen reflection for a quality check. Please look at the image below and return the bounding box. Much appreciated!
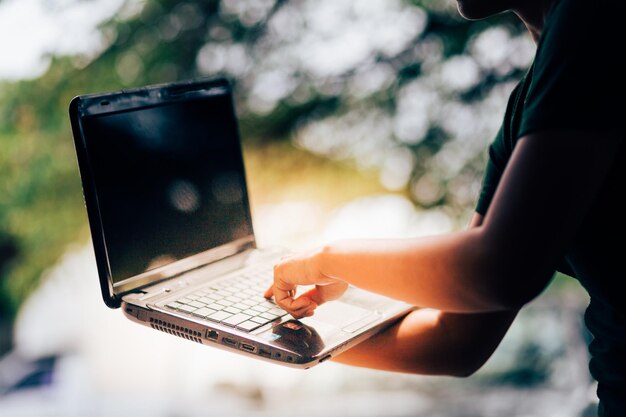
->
[81,95,252,283]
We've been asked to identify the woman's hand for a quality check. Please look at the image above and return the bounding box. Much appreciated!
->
[264,247,349,318]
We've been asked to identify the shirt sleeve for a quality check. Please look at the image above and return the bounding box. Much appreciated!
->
[519,0,626,136]
[475,79,526,216]
[476,132,505,216]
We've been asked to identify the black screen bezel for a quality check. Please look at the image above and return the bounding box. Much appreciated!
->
[68,78,256,308]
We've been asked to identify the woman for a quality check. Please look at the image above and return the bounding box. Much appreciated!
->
[265,0,625,415]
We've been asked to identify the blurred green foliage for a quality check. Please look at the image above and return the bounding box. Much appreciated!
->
[0,0,526,320]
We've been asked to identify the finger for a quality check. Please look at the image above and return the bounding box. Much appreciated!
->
[277,294,315,317]
[300,287,325,305]
[289,299,318,319]
[272,281,296,311]
[272,261,301,311]
[264,285,274,299]
[276,293,315,313]
[300,281,349,305]
[302,302,318,317]
[294,308,316,319]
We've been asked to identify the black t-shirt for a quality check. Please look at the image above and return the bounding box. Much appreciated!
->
[475,0,626,414]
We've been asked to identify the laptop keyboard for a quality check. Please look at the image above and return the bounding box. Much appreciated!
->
[163,264,288,332]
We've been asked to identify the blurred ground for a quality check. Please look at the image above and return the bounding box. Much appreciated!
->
[0,194,597,417]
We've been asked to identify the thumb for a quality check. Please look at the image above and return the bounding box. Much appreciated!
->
[300,281,349,306]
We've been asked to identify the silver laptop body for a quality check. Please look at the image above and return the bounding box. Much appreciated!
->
[69,77,412,369]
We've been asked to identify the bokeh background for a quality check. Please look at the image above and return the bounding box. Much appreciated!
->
[0,0,597,416]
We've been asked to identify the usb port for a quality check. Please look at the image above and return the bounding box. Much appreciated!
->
[319,354,332,363]
[222,337,238,347]
[240,343,256,353]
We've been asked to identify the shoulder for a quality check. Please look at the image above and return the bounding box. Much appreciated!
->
[546,0,624,24]
[520,0,626,135]
[539,0,624,52]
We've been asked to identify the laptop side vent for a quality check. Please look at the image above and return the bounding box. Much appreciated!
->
[149,318,203,344]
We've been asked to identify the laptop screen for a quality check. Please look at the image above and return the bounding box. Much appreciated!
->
[80,92,253,284]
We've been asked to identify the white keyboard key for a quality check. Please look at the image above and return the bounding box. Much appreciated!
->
[221,313,253,326]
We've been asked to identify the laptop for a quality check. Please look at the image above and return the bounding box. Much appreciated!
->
[68,77,413,369]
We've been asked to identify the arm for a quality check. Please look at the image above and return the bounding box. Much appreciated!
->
[332,214,518,375]
[333,307,517,375]
[269,129,621,313]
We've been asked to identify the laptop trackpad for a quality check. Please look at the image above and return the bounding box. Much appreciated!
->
[308,302,378,332]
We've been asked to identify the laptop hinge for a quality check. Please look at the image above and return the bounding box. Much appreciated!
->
[120,247,260,302]
[113,236,256,298]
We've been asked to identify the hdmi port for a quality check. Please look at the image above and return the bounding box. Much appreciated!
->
[222,337,238,347]
[240,343,256,353]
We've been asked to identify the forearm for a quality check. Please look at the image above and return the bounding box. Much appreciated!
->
[334,308,517,375]
[318,230,538,312]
